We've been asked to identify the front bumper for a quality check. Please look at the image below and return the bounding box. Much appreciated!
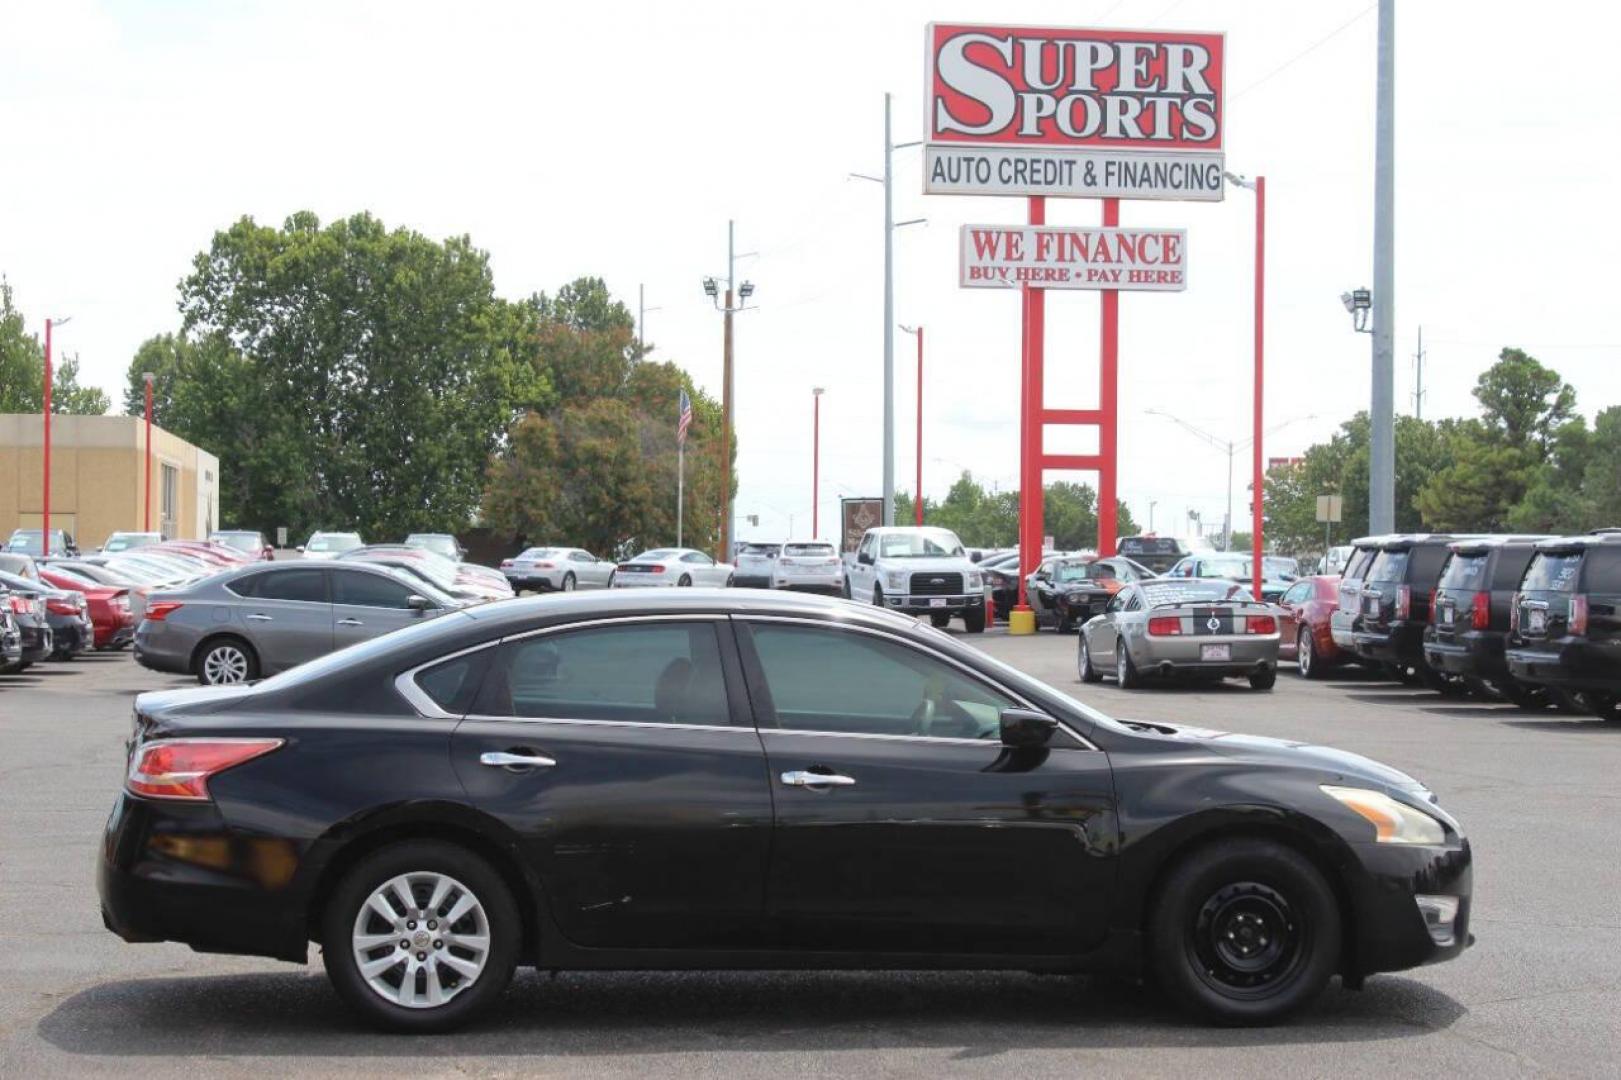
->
[1506,638,1621,693]
[99,790,309,962]
[1345,837,1474,976]
[1354,620,1425,665]
[882,592,984,616]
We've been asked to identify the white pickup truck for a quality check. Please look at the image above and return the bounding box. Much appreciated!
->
[844,526,987,633]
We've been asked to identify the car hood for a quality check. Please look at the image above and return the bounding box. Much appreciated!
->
[1120,719,1433,800]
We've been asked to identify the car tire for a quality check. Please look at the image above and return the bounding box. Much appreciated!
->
[873,586,884,608]
[678,574,692,587]
[1249,666,1277,691]
[561,573,575,592]
[1494,678,1548,710]
[1576,691,1621,721]
[195,636,258,686]
[1078,636,1103,683]
[1297,629,1326,680]
[841,578,852,600]
[1116,641,1140,689]
[963,608,986,634]
[321,840,519,1033]
[606,571,616,589]
[930,612,951,629]
[1149,837,1341,1026]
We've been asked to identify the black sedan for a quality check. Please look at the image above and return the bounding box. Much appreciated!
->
[99,590,1472,1031]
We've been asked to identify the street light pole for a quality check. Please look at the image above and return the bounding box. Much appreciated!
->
[812,387,824,538]
[900,325,923,524]
[1227,171,1269,598]
[702,224,754,562]
[143,372,156,532]
[1370,0,1396,534]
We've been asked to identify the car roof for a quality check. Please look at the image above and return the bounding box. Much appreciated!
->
[456,587,923,633]
[1533,533,1621,553]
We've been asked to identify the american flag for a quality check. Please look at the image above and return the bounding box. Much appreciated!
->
[677,389,692,445]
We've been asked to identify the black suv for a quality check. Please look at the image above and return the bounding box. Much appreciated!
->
[1505,531,1621,720]
[1422,537,1552,706]
[1352,535,1462,688]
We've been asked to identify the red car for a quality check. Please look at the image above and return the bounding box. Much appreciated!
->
[37,567,135,650]
[1277,574,1348,678]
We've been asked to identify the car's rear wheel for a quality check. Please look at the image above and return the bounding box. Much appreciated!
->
[322,840,519,1032]
[1576,691,1621,721]
[561,573,575,592]
[1297,629,1326,680]
[1249,666,1277,691]
[1116,642,1140,689]
[195,637,258,686]
[677,574,692,587]
[1149,837,1341,1025]
[1078,635,1102,683]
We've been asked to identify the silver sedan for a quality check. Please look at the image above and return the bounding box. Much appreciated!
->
[1077,578,1281,690]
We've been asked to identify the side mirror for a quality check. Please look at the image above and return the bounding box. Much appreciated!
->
[296,546,305,553]
[999,708,1058,749]
[858,552,873,565]
[405,594,433,613]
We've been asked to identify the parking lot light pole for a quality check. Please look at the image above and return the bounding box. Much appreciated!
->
[41,316,71,556]
[900,325,923,524]
[143,372,155,532]
[703,223,754,562]
[1227,172,1267,600]
[812,387,824,538]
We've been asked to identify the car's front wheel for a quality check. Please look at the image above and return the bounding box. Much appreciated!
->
[322,840,519,1032]
[1078,635,1102,683]
[1149,837,1341,1025]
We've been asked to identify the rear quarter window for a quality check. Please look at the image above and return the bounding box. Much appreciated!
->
[1522,552,1581,592]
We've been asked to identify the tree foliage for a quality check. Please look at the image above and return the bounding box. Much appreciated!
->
[0,278,110,415]
[895,473,1137,550]
[482,277,729,556]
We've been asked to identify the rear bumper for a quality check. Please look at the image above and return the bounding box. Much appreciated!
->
[733,574,773,589]
[1423,629,1507,679]
[133,621,192,675]
[502,570,560,589]
[1134,636,1278,676]
[774,577,844,594]
[1506,639,1621,693]
[1354,621,1425,665]
[18,623,53,663]
[1330,609,1358,650]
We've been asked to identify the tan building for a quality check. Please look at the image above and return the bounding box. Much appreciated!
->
[0,414,220,549]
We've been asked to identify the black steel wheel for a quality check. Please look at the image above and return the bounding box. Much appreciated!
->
[1150,837,1340,1025]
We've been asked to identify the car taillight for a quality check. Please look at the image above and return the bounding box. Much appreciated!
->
[1147,615,1181,635]
[126,738,283,801]
[500,560,514,568]
[1570,594,1589,636]
[535,561,554,569]
[7,595,29,614]
[1395,585,1411,620]
[1471,591,1490,631]
[144,601,183,621]
[1246,615,1277,635]
[1427,589,1438,623]
[46,598,79,615]
[647,564,665,573]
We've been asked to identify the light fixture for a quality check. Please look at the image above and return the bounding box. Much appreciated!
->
[1341,288,1373,333]
[702,277,718,299]
[739,281,754,300]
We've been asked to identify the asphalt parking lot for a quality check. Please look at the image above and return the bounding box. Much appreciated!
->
[3,632,1618,1078]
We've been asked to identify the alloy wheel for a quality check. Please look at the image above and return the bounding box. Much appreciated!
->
[1297,629,1313,678]
[561,574,575,592]
[202,645,249,685]
[350,870,491,1010]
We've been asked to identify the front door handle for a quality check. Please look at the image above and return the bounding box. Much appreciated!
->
[480,751,557,769]
[780,770,856,788]
[245,613,273,622]
[337,617,363,627]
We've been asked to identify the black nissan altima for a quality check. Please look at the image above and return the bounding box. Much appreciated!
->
[99,590,1472,1031]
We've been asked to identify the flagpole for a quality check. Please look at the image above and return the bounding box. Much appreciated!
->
[677,439,685,548]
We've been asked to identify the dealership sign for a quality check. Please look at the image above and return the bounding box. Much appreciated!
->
[924,23,1225,201]
[960,225,1187,291]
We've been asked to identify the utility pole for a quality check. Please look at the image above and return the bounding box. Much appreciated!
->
[811,387,824,539]
[637,285,660,355]
[1413,325,1426,419]
[1369,0,1396,533]
[882,93,895,526]
[723,223,735,560]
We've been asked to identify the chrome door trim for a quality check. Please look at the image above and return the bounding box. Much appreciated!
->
[733,613,1099,751]
[460,714,752,735]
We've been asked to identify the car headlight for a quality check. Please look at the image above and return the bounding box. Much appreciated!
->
[885,570,907,591]
[965,572,982,590]
[1321,785,1446,845]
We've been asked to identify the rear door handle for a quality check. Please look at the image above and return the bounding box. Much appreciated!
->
[337,618,363,627]
[245,613,273,622]
[480,751,557,768]
[780,770,856,788]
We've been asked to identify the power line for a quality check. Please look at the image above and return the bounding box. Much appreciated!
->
[1231,4,1376,101]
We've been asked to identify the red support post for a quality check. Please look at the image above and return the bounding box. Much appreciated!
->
[1015,196,1046,614]
[1098,198,1120,557]
[42,319,53,555]
[1252,177,1267,600]
[145,376,154,533]
[915,326,924,526]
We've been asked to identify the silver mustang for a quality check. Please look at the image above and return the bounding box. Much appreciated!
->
[1077,578,1282,690]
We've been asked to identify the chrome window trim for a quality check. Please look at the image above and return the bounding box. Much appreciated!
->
[459,714,751,735]
[734,613,1099,751]
[394,640,501,720]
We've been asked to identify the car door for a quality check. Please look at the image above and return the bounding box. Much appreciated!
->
[330,568,432,649]
[227,567,332,671]
[1277,579,1312,654]
[680,550,720,585]
[450,617,773,950]
[571,550,609,588]
[736,617,1117,955]
[849,534,876,598]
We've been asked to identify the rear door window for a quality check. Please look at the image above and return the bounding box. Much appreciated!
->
[1366,549,1409,583]
[1522,552,1582,593]
[1438,553,1489,590]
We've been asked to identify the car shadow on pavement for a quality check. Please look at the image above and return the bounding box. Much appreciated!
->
[1500,717,1621,734]
[37,969,1464,1058]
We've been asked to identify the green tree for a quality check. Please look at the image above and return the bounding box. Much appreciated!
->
[0,279,109,415]
[1577,407,1621,526]
[897,474,1136,550]
[172,211,539,539]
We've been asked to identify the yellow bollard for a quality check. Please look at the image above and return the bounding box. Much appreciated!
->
[1008,608,1037,635]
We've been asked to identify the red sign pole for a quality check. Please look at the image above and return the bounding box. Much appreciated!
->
[915,326,924,526]
[145,376,155,532]
[1098,198,1120,557]
[1014,196,1046,619]
[1251,177,1267,599]
[42,318,53,556]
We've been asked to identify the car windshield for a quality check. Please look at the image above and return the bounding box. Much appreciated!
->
[878,529,964,558]
[1142,580,1241,605]
[7,532,59,556]
[307,534,361,553]
[406,535,458,557]
[366,557,458,591]
[211,533,261,552]
[1366,549,1410,582]
[520,548,563,560]
[742,544,782,557]
[784,543,835,557]
[105,534,158,552]
[636,550,676,561]
[46,566,98,588]
[1200,558,1255,578]
[1054,561,1112,583]
[1264,557,1299,578]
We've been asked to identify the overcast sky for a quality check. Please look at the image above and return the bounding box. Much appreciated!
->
[3,0,1616,544]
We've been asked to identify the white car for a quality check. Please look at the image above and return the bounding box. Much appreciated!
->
[610,548,734,588]
[843,525,987,633]
[499,546,615,592]
[734,540,786,588]
[300,531,363,560]
[771,540,844,594]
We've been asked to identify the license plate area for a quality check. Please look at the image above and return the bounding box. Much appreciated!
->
[1200,644,1232,662]
[1528,608,1547,633]
[1363,596,1380,616]
[929,598,948,608]
[1440,603,1456,625]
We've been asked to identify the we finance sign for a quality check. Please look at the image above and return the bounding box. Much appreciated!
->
[959,225,1188,292]
[924,23,1225,201]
